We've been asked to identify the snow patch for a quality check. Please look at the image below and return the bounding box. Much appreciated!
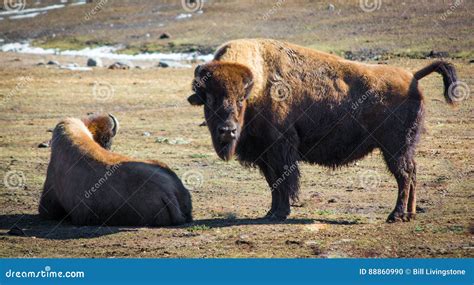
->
[1,42,214,67]
[176,13,192,20]
[9,12,45,19]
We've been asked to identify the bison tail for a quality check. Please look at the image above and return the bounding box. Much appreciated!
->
[413,61,458,104]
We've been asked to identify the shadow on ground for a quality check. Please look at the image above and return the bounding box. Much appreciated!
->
[177,217,361,228]
[183,217,316,228]
[0,214,128,240]
[0,214,360,240]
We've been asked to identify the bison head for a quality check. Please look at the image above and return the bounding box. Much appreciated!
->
[188,62,253,161]
[82,113,119,150]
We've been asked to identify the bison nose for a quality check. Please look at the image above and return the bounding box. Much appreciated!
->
[218,124,237,142]
[218,126,236,135]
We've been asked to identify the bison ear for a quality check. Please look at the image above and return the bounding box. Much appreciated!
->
[244,79,254,100]
[187,93,205,106]
[194,64,202,78]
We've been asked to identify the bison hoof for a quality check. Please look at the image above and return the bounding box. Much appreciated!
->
[405,212,416,221]
[386,212,415,223]
[386,211,404,223]
[264,211,288,221]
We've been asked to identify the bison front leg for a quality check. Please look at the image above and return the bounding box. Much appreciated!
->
[258,162,276,214]
[258,143,300,221]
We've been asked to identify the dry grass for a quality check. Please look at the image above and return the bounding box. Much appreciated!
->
[0,51,472,257]
[0,0,472,258]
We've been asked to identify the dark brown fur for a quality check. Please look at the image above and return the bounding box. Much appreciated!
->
[38,114,192,226]
[188,39,460,222]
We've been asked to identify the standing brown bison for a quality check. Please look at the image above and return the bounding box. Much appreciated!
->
[39,114,192,226]
[188,39,460,222]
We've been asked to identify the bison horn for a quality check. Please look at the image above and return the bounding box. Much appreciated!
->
[194,64,202,78]
[108,113,119,136]
[244,80,254,99]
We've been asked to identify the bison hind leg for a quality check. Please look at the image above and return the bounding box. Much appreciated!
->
[406,161,417,221]
[380,104,422,223]
[154,194,188,226]
[383,138,419,223]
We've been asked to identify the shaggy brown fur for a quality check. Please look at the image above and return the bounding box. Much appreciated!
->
[38,114,192,226]
[188,39,459,222]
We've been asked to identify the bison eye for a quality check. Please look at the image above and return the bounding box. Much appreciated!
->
[237,98,245,108]
[206,94,214,106]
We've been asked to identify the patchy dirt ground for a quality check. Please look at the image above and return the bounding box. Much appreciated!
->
[0,51,472,258]
[0,0,472,258]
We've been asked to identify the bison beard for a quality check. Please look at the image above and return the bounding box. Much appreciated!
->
[189,39,460,222]
[213,138,238,161]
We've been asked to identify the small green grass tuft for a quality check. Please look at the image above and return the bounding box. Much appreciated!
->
[190,154,209,159]
[414,225,424,233]
[316,210,335,216]
[187,225,211,232]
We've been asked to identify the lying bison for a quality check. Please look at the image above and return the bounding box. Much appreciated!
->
[39,114,192,226]
[188,39,459,222]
